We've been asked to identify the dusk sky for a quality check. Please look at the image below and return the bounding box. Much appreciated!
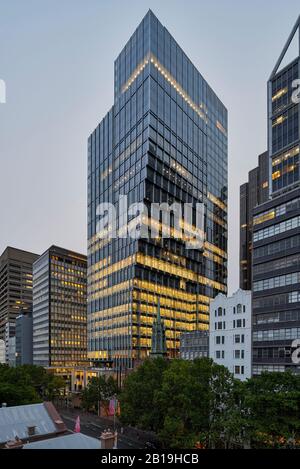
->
[1,0,300,293]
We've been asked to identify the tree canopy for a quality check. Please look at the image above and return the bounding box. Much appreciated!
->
[82,375,118,413]
[0,364,65,406]
[119,358,300,449]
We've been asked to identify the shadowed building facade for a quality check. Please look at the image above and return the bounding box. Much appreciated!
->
[252,16,300,375]
[0,247,39,361]
[240,151,269,290]
[88,10,228,368]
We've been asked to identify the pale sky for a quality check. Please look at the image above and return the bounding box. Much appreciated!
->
[0,0,300,293]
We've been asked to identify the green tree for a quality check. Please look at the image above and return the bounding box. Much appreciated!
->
[119,357,169,431]
[156,358,244,448]
[245,371,300,448]
[0,382,39,406]
[208,363,246,449]
[0,364,65,405]
[82,375,118,413]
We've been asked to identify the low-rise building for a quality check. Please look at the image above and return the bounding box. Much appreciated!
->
[209,289,252,381]
[0,402,67,448]
[180,331,209,360]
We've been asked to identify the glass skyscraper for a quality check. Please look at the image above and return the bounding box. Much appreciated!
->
[252,16,300,375]
[88,10,228,368]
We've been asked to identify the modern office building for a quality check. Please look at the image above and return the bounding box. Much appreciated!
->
[209,289,252,381]
[179,330,209,360]
[88,10,228,368]
[240,151,269,290]
[15,309,33,366]
[32,246,87,368]
[252,16,300,375]
[0,247,39,357]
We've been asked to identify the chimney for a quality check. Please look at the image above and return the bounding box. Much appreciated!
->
[100,430,118,449]
[27,425,36,437]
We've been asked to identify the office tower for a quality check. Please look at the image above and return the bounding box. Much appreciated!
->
[179,330,209,360]
[209,289,252,381]
[15,309,33,366]
[252,16,300,375]
[88,10,228,368]
[0,247,39,361]
[240,152,269,290]
[33,246,87,368]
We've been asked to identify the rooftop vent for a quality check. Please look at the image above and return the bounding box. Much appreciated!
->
[27,426,36,437]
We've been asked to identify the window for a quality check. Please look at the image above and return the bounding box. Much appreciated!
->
[235,366,240,375]
[235,335,240,344]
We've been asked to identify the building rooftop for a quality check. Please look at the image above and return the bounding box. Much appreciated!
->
[0,402,66,444]
[23,432,102,449]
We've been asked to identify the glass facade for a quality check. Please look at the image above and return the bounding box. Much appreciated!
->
[252,18,300,375]
[270,60,300,193]
[88,11,228,368]
[239,152,269,290]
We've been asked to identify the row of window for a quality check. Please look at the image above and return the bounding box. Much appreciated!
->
[215,334,245,344]
[253,215,300,242]
[253,365,285,374]
[214,319,246,330]
[253,252,300,277]
[253,192,300,226]
[254,310,300,325]
[253,271,300,292]
[253,291,300,309]
[253,327,300,342]
[213,304,246,317]
[253,234,300,259]
[253,347,292,359]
